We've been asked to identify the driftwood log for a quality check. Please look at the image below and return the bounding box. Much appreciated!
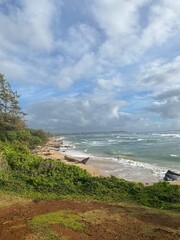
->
[80,157,90,164]
[64,156,90,165]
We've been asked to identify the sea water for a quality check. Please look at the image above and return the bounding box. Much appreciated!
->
[62,131,180,182]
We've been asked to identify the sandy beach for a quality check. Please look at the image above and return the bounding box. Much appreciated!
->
[34,137,101,177]
[34,137,180,185]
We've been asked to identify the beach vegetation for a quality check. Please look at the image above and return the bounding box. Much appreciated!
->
[0,140,180,211]
[0,129,51,149]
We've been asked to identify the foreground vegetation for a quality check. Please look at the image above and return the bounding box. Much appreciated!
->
[0,73,180,213]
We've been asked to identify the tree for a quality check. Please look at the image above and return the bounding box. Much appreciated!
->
[0,73,26,131]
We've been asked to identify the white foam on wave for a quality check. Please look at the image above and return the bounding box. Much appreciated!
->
[89,141,106,147]
[65,146,167,180]
[170,154,178,157]
[88,140,118,147]
[111,157,167,180]
[95,158,161,182]
[107,139,116,143]
[152,133,180,138]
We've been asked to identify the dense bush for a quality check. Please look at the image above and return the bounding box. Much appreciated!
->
[0,129,51,149]
[142,181,180,209]
[29,129,51,144]
[0,142,91,194]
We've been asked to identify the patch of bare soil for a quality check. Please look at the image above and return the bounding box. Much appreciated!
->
[0,199,179,240]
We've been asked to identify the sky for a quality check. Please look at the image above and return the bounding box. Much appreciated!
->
[0,0,180,133]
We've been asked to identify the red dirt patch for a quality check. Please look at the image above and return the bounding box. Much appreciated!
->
[0,200,179,240]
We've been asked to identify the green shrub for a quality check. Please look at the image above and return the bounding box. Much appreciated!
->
[141,182,180,209]
[0,130,44,149]
[29,129,51,144]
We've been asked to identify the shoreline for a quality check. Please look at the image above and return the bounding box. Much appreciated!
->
[34,137,101,177]
[34,137,180,185]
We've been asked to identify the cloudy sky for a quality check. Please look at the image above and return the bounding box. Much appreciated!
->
[0,0,180,133]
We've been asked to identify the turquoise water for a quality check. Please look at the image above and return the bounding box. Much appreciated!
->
[63,131,180,181]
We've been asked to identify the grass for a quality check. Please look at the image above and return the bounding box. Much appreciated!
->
[0,189,30,208]
[80,209,124,225]
[31,210,84,232]
[24,229,60,240]
[80,205,180,238]
[29,210,85,240]
[25,229,75,240]
[80,209,108,225]
[118,201,180,218]
[25,232,48,240]
[141,228,156,238]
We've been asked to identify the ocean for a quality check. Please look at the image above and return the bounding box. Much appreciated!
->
[61,131,180,183]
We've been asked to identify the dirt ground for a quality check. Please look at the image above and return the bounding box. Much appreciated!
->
[0,199,180,240]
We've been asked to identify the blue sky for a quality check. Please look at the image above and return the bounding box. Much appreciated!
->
[0,0,180,133]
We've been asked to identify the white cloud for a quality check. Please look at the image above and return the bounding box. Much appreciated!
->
[137,55,180,120]
[26,90,170,132]
[0,57,28,80]
[92,0,147,37]
[0,54,64,87]
[138,56,180,94]
[56,53,95,89]
[92,0,148,64]
[1,0,180,132]
[97,74,123,91]
[26,92,128,132]
[147,97,180,119]
[1,0,180,90]
[0,0,59,52]
[141,0,180,48]
[91,0,180,66]
[20,0,58,50]
[0,0,64,87]
[61,23,99,59]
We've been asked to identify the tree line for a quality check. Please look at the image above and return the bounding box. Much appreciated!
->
[0,73,26,131]
[0,73,51,147]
